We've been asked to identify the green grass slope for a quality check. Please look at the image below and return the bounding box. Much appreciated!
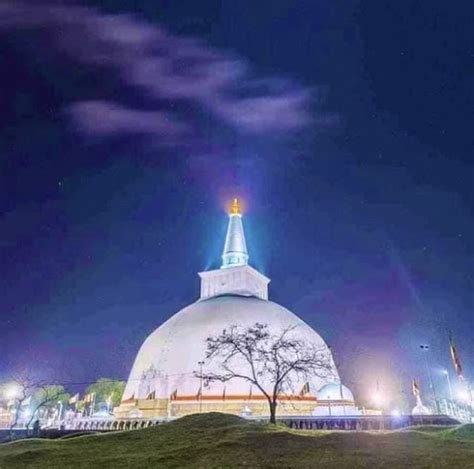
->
[1,413,474,468]
[447,424,474,440]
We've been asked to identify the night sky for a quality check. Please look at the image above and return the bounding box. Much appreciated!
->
[1,0,473,410]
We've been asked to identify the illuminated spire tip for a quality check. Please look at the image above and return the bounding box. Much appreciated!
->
[222,197,248,268]
[230,198,241,215]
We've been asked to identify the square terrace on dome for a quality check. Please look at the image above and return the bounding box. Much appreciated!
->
[199,264,270,300]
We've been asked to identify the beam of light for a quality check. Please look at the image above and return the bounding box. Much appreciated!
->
[387,243,430,316]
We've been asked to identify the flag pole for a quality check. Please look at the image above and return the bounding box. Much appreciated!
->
[198,361,204,413]
[469,384,473,423]
[448,333,471,422]
[420,344,440,413]
[167,375,171,420]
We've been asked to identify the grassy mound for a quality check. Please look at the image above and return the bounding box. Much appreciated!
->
[398,425,455,433]
[447,424,474,440]
[59,432,98,440]
[1,413,474,468]
[168,411,250,430]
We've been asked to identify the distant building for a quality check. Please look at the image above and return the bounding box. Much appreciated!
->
[313,384,361,416]
[115,200,358,419]
[0,406,12,429]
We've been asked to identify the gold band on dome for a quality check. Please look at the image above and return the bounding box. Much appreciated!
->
[122,394,318,403]
[172,394,317,402]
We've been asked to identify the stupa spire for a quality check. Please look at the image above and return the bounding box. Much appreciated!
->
[198,198,269,300]
[221,198,249,269]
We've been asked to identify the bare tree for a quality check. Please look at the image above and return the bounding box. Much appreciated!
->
[6,377,38,430]
[196,322,335,423]
[4,378,67,433]
[25,385,69,431]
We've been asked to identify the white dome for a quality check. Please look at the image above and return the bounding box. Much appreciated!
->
[317,383,354,402]
[123,294,339,400]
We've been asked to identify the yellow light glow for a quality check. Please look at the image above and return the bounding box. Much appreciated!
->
[229,198,241,215]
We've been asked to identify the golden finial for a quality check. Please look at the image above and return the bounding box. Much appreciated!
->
[230,198,241,215]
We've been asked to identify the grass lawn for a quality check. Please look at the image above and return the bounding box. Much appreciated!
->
[1,413,474,468]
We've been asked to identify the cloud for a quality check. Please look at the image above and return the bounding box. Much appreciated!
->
[212,92,312,133]
[69,101,188,140]
[0,2,323,144]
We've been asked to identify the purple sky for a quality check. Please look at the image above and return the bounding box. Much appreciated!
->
[0,0,472,411]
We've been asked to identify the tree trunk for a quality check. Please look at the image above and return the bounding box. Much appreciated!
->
[269,400,277,424]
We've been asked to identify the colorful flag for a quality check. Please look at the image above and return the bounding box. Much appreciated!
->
[69,393,79,405]
[449,334,464,380]
[299,382,310,397]
[412,378,420,398]
[84,392,96,404]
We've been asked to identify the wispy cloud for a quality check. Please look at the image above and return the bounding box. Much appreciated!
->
[69,101,189,140]
[0,2,326,144]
